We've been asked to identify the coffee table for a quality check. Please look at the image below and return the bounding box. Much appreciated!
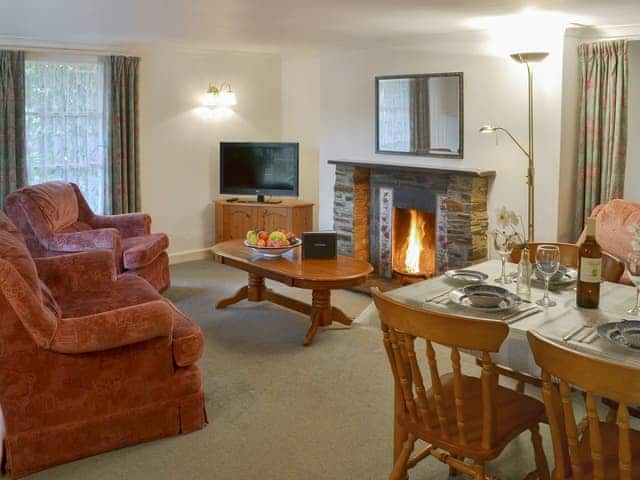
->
[211,240,373,346]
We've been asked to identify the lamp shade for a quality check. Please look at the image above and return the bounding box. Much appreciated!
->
[217,90,237,107]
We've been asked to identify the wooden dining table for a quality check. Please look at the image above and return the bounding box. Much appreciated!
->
[357,259,640,376]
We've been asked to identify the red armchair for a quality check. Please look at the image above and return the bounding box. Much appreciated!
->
[5,181,170,292]
[0,212,206,478]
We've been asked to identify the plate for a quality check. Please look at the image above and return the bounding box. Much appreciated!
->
[243,239,302,257]
[597,321,640,351]
[532,267,578,287]
[444,269,489,283]
[449,284,522,312]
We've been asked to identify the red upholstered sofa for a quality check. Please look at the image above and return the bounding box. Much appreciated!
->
[5,181,170,292]
[578,199,640,284]
[0,211,206,478]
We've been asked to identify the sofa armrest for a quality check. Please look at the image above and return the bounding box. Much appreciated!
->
[35,250,118,294]
[46,228,122,253]
[51,300,173,354]
[90,213,151,238]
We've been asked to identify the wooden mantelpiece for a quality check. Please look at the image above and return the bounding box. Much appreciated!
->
[214,198,314,243]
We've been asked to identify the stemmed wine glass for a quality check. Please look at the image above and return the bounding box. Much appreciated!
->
[626,251,640,315]
[536,245,561,307]
[492,230,514,284]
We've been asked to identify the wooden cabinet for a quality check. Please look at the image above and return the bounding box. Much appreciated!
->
[214,199,313,243]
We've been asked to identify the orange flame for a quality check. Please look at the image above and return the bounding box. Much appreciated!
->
[404,210,424,273]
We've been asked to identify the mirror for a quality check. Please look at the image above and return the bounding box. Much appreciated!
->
[376,73,463,158]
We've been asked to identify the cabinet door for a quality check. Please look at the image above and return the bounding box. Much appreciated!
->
[223,206,258,240]
[261,207,292,233]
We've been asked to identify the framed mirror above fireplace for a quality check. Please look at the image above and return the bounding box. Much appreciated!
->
[375,72,463,158]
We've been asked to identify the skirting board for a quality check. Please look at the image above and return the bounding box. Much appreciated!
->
[169,248,212,265]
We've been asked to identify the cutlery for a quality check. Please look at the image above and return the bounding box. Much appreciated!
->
[581,330,599,344]
[563,325,587,342]
[501,305,539,321]
[505,308,543,324]
[575,327,596,343]
[424,289,452,303]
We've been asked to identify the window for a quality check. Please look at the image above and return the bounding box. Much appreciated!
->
[25,59,107,213]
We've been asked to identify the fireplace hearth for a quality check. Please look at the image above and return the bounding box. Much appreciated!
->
[331,160,495,291]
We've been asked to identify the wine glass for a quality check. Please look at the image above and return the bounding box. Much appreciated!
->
[626,251,640,315]
[535,245,561,307]
[492,230,514,284]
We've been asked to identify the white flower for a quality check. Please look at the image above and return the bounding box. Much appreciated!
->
[496,206,510,228]
[509,211,519,227]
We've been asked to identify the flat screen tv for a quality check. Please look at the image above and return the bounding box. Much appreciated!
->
[220,142,299,203]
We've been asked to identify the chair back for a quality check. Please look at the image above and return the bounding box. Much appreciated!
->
[528,331,640,479]
[372,288,509,450]
[511,242,625,283]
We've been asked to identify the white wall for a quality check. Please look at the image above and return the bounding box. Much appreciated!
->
[625,41,640,201]
[280,51,321,229]
[136,45,282,259]
[316,45,567,243]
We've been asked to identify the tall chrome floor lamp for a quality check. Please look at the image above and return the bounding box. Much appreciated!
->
[480,51,548,242]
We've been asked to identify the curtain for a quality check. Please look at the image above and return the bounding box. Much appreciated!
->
[576,40,629,235]
[410,77,429,154]
[108,55,140,214]
[0,50,26,208]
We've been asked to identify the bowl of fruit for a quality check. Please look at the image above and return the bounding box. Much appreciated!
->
[244,229,301,257]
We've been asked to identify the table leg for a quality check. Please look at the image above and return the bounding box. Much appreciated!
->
[304,289,331,346]
[215,273,265,309]
[216,286,248,309]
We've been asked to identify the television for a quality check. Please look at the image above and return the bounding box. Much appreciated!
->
[220,142,299,203]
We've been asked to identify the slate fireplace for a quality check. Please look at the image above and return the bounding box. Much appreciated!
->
[331,160,495,286]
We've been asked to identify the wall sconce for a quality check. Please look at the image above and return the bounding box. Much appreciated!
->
[202,82,237,107]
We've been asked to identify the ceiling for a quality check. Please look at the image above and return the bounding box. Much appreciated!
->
[1,0,639,52]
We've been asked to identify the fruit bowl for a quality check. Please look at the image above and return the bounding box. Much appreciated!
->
[243,239,302,257]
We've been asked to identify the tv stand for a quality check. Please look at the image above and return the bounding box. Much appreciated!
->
[214,198,313,243]
[237,195,282,204]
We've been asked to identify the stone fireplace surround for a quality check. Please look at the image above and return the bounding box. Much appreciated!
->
[331,160,495,278]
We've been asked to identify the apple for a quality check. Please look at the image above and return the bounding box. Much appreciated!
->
[268,231,287,242]
[246,230,258,245]
[257,239,266,247]
[259,231,269,241]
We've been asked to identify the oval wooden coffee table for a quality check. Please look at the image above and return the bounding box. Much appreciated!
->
[211,240,373,346]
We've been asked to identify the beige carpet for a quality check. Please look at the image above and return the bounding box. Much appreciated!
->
[29,259,556,479]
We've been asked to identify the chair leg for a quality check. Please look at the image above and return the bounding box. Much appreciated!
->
[389,434,415,480]
[473,463,485,480]
[530,424,550,480]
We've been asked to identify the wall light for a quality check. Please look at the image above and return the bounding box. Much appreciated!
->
[202,82,237,108]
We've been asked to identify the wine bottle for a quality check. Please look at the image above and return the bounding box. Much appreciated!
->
[577,218,601,308]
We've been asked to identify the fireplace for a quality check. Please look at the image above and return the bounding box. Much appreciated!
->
[331,160,495,289]
[392,208,436,279]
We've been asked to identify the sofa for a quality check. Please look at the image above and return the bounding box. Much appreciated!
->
[579,199,640,284]
[0,211,206,478]
[5,181,170,292]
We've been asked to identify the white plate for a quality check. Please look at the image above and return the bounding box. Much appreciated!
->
[444,269,489,283]
[597,321,640,351]
[532,267,578,287]
[449,284,522,312]
[243,239,302,257]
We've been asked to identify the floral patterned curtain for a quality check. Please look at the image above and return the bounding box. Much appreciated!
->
[576,40,629,235]
[108,55,140,214]
[0,50,26,208]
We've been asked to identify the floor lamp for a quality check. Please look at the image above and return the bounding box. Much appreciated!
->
[480,51,548,242]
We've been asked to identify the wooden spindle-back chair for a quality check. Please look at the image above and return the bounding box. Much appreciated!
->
[372,288,550,480]
[510,242,625,283]
[528,331,640,479]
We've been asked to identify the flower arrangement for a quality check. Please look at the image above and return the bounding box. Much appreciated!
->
[627,223,640,251]
[493,206,527,248]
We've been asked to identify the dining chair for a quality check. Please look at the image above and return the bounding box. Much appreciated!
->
[510,242,625,283]
[528,330,640,479]
[372,288,550,480]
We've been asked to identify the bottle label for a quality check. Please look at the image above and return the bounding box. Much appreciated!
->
[580,257,602,283]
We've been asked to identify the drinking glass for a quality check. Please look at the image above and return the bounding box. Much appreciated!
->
[535,245,561,307]
[492,230,514,284]
[626,252,640,315]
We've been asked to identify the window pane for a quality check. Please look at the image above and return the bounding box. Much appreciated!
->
[25,60,106,214]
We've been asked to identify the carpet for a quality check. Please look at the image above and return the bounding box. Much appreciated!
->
[28,259,556,479]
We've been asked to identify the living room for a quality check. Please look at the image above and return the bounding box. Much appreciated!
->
[3,1,640,479]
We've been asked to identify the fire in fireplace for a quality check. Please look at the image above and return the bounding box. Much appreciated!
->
[392,207,436,280]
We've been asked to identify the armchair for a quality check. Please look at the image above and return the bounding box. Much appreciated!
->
[5,181,170,291]
[0,212,206,478]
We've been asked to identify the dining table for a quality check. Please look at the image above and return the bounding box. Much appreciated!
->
[356,259,640,375]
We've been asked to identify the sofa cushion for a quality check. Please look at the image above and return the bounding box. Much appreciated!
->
[0,212,41,298]
[122,233,170,269]
[170,305,205,367]
[21,181,79,232]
